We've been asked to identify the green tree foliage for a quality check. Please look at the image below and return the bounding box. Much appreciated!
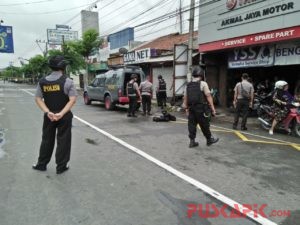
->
[28,54,49,78]
[71,29,102,59]
[0,29,102,82]
[1,66,22,78]
[50,44,85,74]
[20,63,34,78]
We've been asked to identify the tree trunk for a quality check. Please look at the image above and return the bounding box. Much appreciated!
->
[83,59,89,91]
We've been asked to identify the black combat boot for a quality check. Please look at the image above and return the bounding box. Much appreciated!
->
[207,137,219,146]
[32,163,47,171]
[189,139,199,148]
[56,165,69,175]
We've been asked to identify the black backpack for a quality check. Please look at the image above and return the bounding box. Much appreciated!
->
[127,82,135,95]
[158,79,166,92]
[186,81,204,106]
[240,83,251,100]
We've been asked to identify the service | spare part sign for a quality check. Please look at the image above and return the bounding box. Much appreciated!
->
[0,26,14,53]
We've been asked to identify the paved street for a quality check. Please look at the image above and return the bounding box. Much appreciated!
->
[0,81,299,225]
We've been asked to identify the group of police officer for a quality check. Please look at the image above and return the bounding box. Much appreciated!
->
[126,66,219,148]
[32,56,219,175]
[126,74,168,117]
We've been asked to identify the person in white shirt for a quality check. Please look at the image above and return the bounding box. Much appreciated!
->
[139,75,153,115]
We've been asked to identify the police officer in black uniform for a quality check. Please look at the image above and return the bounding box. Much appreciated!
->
[127,74,141,117]
[156,75,167,109]
[183,66,219,148]
[32,55,77,174]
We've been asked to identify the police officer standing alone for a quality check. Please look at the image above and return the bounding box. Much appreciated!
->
[183,66,219,148]
[232,73,254,130]
[32,55,77,174]
[127,74,141,117]
[156,75,167,109]
[139,75,153,116]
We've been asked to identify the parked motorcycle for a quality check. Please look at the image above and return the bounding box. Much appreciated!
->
[258,102,300,137]
[251,91,273,117]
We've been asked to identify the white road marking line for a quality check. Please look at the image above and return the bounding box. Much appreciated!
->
[21,89,35,96]
[21,89,277,225]
[74,116,277,225]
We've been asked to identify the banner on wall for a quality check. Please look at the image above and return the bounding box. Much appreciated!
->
[275,42,300,65]
[0,26,14,53]
[228,45,275,68]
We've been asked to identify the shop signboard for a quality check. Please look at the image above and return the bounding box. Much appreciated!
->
[275,42,300,65]
[200,26,300,52]
[123,48,154,64]
[47,29,78,45]
[0,25,14,53]
[198,0,300,47]
[228,45,275,68]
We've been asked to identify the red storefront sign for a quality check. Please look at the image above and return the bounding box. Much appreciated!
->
[199,26,300,52]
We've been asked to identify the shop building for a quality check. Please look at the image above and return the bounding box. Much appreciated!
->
[198,0,300,107]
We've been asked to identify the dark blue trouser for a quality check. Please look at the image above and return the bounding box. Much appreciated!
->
[38,112,72,170]
[188,106,212,140]
[233,99,249,128]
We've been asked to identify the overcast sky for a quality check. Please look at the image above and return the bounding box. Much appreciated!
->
[0,0,197,68]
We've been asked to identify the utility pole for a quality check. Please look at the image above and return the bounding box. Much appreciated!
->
[179,0,183,34]
[36,40,48,56]
[186,0,195,82]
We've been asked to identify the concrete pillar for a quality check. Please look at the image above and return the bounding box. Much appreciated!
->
[219,64,228,107]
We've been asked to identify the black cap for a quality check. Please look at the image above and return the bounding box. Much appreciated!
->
[192,66,204,77]
[48,55,68,70]
[158,75,162,79]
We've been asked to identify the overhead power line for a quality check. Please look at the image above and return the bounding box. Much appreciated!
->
[0,0,55,7]
[0,2,94,15]
[102,0,173,35]
[68,0,123,29]
[135,2,199,30]
[12,0,102,63]
[135,13,199,39]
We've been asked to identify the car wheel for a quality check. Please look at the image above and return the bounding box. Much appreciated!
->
[105,95,115,110]
[84,92,92,105]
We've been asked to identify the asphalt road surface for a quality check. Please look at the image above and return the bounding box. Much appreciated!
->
[0,81,299,225]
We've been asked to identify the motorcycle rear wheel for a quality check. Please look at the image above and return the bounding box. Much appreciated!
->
[292,120,300,138]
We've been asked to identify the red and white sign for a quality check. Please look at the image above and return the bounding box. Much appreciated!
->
[226,0,237,10]
[199,26,300,52]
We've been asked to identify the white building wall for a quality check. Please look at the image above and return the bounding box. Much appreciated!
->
[152,67,173,98]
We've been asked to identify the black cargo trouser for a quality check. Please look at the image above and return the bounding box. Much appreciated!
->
[142,95,151,113]
[188,105,212,140]
[128,96,137,116]
[233,99,250,128]
[38,112,72,171]
[157,91,167,109]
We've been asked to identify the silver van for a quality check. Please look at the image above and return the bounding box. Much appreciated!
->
[83,66,145,110]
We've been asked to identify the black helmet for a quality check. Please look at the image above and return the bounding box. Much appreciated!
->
[192,66,204,77]
[131,74,138,79]
[158,75,162,79]
[48,55,68,70]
